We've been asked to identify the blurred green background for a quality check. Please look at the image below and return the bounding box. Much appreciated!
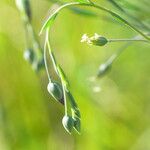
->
[0,0,150,150]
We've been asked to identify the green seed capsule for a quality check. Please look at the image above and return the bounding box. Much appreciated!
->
[90,33,108,46]
[73,117,81,134]
[62,115,74,134]
[47,82,64,105]
[97,63,111,77]
[90,36,108,46]
[81,33,108,46]
[23,48,34,63]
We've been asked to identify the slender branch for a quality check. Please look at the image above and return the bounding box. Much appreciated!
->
[105,34,150,65]
[46,28,69,115]
[46,34,59,75]
[108,38,149,43]
[106,42,132,65]
[44,30,52,82]
[62,83,68,116]
[90,2,150,41]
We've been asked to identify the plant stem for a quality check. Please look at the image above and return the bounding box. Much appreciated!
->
[46,28,69,115]
[106,42,132,65]
[44,31,52,82]
[46,33,59,75]
[89,2,150,41]
[105,35,149,65]
[108,38,149,43]
[45,29,68,115]
[62,83,68,116]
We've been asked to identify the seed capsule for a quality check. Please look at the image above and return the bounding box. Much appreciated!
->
[97,63,111,77]
[90,35,108,46]
[47,82,64,105]
[62,115,74,134]
[81,33,108,46]
[23,48,34,63]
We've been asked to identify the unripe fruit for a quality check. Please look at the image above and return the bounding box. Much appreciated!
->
[23,48,34,63]
[81,33,108,46]
[47,82,64,104]
[62,115,74,134]
[90,36,108,46]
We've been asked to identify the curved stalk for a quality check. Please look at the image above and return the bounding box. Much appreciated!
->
[46,28,68,115]
[46,34,58,75]
[40,2,150,41]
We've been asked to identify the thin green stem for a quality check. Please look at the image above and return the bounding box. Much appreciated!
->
[101,34,150,66]
[90,2,150,41]
[46,30,59,75]
[108,38,149,43]
[46,29,68,115]
[106,42,132,65]
[99,33,150,65]
[44,31,52,82]
[62,83,68,116]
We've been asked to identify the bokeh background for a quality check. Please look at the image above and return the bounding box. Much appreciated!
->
[0,0,150,150]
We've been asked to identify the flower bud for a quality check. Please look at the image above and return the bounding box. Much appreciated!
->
[62,115,74,134]
[90,34,108,46]
[47,82,64,105]
[97,63,111,77]
[23,48,34,63]
[81,33,108,46]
